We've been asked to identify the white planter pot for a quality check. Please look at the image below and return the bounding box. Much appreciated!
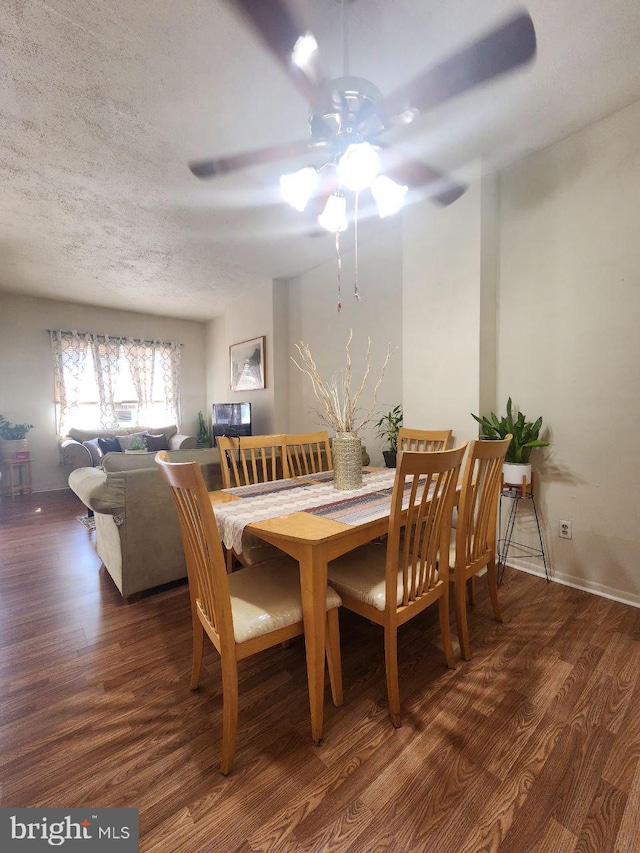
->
[124,449,147,454]
[503,462,532,487]
[0,438,28,460]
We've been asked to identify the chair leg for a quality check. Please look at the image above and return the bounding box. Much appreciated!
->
[438,593,457,670]
[325,608,343,707]
[225,548,234,574]
[455,579,472,662]
[487,558,503,623]
[384,624,402,728]
[190,618,205,690]
[219,654,239,776]
[466,575,475,606]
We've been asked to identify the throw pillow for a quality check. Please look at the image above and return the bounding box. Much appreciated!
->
[82,438,104,467]
[97,436,122,455]
[116,432,147,452]
[144,433,169,452]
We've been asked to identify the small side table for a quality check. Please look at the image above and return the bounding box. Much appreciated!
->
[0,458,33,500]
[497,472,549,585]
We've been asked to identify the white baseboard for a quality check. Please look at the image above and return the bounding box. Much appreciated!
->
[504,558,640,610]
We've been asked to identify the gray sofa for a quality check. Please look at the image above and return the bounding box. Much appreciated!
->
[69,449,222,601]
[60,424,197,470]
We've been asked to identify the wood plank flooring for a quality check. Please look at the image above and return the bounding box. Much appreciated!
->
[1,489,639,852]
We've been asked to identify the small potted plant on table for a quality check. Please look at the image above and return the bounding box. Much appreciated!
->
[375,405,403,468]
[124,436,148,454]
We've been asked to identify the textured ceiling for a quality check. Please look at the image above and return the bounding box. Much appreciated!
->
[1,0,640,321]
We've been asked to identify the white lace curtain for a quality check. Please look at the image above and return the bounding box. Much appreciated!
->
[50,330,182,435]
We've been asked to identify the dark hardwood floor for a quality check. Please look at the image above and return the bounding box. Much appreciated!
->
[1,490,639,852]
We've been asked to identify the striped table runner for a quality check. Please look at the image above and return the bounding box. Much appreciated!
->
[214,470,397,555]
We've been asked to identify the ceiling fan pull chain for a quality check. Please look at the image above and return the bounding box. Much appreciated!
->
[336,232,342,312]
[354,191,360,301]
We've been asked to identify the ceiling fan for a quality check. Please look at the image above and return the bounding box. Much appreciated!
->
[189,0,536,230]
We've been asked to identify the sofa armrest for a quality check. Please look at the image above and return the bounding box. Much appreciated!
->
[61,438,93,469]
[168,433,197,450]
[68,467,124,515]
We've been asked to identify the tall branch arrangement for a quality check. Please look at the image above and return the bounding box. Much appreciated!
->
[291,330,394,434]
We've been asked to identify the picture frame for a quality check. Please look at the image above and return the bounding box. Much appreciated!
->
[229,336,266,392]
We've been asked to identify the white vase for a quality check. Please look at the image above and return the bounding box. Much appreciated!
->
[503,462,532,487]
[332,433,363,490]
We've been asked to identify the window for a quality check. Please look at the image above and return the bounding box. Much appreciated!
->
[50,331,182,435]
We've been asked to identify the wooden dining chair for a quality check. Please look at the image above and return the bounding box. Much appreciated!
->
[155,451,343,775]
[327,444,467,727]
[217,433,288,489]
[450,435,512,661]
[284,431,333,477]
[217,434,290,568]
[398,427,453,453]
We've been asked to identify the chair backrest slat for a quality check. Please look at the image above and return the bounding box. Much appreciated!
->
[386,444,467,611]
[218,434,287,487]
[398,428,452,454]
[456,436,512,571]
[155,451,235,648]
[284,431,332,477]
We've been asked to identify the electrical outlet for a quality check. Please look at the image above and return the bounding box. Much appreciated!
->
[559,520,572,539]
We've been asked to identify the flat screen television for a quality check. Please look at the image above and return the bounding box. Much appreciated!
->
[212,402,252,445]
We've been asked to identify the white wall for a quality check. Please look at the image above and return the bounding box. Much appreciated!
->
[286,218,403,465]
[402,164,498,443]
[498,98,640,605]
[0,293,207,491]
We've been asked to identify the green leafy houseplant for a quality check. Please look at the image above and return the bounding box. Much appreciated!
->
[126,436,147,452]
[375,404,403,467]
[471,398,549,463]
[0,414,34,440]
[196,410,210,448]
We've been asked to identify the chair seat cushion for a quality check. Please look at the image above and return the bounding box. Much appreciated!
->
[228,559,341,644]
[328,543,429,611]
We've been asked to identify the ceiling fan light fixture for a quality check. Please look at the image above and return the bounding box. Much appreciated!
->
[337,142,380,192]
[371,175,408,218]
[291,32,319,72]
[318,193,348,233]
[280,166,320,211]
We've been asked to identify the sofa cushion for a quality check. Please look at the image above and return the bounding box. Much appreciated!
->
[116,432,147,451]
[68,427,117,443]
[82,438,104,466]
[97,436,121,455]
[145,433,169,451]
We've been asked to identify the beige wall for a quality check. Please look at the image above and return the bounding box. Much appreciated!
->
[402,164,498,444]
[0,293,207,491]
[286,218,404,466]
[498,98,640,605]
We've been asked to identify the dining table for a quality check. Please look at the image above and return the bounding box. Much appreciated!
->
[209,468,400,743]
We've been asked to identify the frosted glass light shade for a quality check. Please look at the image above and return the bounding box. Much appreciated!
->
[280,167,320,212]
[371,175,408,218]
[317,194,348,233]
[337,142,380,192]
[292,33,319,71]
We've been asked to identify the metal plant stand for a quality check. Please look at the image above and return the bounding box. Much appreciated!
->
[497,473,549,586]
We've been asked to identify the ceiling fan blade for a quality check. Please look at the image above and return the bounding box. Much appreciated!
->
[380,11,536,120]
[384,156,467,207]
[226,0,332,112]
[189,139,317,179]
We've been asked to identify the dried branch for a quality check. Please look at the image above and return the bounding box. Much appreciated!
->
[291,330,396,434]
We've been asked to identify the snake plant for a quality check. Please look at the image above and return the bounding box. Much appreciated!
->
[471,398,549,464]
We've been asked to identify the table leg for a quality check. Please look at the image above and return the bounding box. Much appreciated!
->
[298,542,328,744]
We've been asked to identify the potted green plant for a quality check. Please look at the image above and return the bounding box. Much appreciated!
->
[471,398,550,485]
[0,414,34,460]
[375,404,403,468]
[196,410,211,448]
[124,436,148,454]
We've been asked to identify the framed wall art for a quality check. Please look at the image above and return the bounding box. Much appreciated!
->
[229,336,265,392]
